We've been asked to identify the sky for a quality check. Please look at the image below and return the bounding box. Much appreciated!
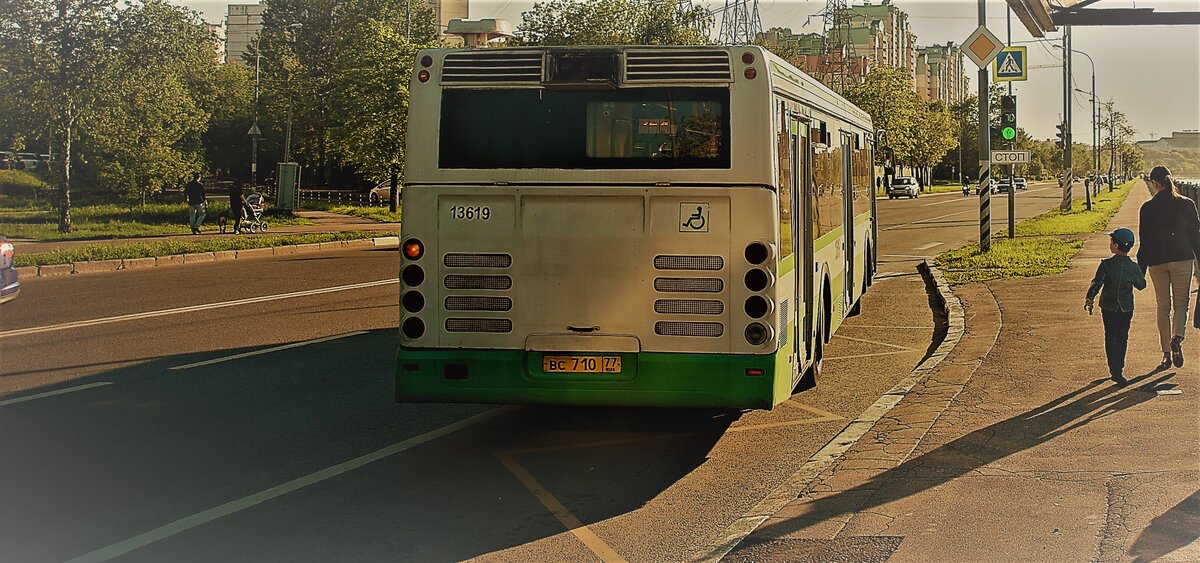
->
[177,0,1200,143]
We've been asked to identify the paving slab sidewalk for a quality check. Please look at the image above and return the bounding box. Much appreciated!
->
[13,209,395,255]
[728,185,1200,562]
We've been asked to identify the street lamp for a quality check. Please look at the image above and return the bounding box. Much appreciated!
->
[249,22,302,185]
[1054,44,1098,183]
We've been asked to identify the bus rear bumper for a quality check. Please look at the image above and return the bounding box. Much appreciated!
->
[396,348,780,409]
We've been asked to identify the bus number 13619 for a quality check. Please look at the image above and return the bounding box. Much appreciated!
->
[449,205,490,221]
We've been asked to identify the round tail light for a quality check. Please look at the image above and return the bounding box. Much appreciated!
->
[402,264,425,287]
[418,69,431,83]
[744,296,771,319]
[744,269,771,292]
[402,291,425,313]
[745,322,772,346]
[403,239,424,260]
[402,317,426,339]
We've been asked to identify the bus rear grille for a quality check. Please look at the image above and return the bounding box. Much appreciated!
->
[444,253,513,268]
[625,50,732,82]
[444,275,513,290]
[655,321,724,337]
[443,52,543,83]
[445,296,513,312]
[654,277,724,293]
[446,318,513,333]
[654,299,724,315]
[654,255,724,271]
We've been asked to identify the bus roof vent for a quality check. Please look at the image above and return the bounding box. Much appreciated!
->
[624,50,732,82]
[442,51,543,84]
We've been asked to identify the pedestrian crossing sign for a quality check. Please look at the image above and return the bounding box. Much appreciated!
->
[992,46,1027,82]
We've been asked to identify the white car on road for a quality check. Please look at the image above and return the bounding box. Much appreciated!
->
[888,177,920,199]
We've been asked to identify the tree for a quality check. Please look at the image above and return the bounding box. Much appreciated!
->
[0,0,119,232]
[327,1,437,211]
[843,67,920,182]
[909,101,957,187]
[83,0,223,204]
[516,0,711,46]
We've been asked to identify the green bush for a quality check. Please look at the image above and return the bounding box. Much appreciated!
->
[0,202,315,240]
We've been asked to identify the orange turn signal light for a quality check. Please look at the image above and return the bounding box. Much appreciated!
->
[403,239,424,260]
[418,70,430,83]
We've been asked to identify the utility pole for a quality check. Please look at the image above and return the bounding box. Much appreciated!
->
[1109,106,1116,191]
[977,0,991,252]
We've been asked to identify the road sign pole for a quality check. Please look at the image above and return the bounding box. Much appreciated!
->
[978,0,991,252]
[1060,28,1073,212]
[1006,8,1015,240]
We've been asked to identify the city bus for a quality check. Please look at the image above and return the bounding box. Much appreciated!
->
[397,45,877,409]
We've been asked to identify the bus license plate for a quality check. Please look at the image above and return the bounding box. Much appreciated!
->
[543,356,622,374]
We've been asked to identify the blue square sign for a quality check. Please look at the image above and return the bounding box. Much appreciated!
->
[993,46,1027,82]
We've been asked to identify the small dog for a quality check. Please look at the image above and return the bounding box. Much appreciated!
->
[215,211,229,234]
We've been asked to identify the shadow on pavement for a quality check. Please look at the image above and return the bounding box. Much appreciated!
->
[750,372,1176,541]
[0,330,736,562]
[1129,490,1200,563]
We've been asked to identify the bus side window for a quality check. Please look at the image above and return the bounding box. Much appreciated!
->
[778,126,793,258]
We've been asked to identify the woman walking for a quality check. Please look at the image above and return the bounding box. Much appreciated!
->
[1138,165,1200,369]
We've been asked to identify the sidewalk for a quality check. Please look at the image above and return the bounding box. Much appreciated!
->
[15,209,395,255]
[726,185,1199,561]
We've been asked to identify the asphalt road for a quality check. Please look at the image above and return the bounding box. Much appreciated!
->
[0,186,1067,562]
[876,181,1065,274]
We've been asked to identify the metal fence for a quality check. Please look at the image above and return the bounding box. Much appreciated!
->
[258,185,394,208]
[1177,178,1199,202]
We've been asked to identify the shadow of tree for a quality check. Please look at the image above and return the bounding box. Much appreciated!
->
[750,372,1177,541]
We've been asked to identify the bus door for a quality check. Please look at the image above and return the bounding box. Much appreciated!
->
[794,119,814,369]
[841,132,854,313]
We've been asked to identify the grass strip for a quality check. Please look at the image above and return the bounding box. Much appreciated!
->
[14,231,392,267]
[0,203,315,240]
[302,202,401,223]
[935,179,1136,284]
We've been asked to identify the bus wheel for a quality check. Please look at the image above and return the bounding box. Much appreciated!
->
[797,330,822,391]
[848,267,868,317]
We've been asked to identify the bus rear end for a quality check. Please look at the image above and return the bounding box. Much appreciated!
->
[398,47,793,409]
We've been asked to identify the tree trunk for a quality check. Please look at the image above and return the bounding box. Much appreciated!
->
[389,163,399,213]
[57,113,73,234]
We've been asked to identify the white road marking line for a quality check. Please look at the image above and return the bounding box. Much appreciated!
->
[0,279,398,340]
[881,209,973,231]
[882,254,931,259]
[914,242,943,251]
[832,334,916,351]
[0,382,113,407]
[65,407,512,563]
[169,331,369,371]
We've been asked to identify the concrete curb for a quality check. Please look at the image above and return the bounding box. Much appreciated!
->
[695,260,967,562]
[19,237,384,278]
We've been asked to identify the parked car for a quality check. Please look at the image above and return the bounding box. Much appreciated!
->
[1014,177,1028,190]
[1,237,19,304]
[368,180,402,204]
[975,179,997,195]
[888,176,920,199]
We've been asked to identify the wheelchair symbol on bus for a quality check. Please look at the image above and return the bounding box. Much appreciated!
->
[679,202,710,233]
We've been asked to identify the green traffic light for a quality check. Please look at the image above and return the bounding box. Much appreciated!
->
[1002,127,1016,141]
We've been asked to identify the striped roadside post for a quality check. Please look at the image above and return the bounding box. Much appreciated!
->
[979,162,991,252]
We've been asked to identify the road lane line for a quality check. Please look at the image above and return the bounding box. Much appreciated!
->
[65,407,511,563]
[914,242,943,251]
[169,331,369,370]
[495,452,628,563]
[824,350,915,361]
[0,382,113,407]
[778,400,845,420]
[0,279,398,340]
[833,334,917,351]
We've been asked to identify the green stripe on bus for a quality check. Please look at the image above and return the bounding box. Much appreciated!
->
[397,348,785,409]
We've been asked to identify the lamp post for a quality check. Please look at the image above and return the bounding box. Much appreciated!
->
[1054,44,1098,185]
[249,22,302,183]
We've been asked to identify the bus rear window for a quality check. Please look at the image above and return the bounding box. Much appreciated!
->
[439,88,730,169]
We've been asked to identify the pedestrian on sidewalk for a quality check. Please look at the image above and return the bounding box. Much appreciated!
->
[228,180,249,234]
[183,173,206,235]
[1087,228,1147,385]
[1137,165,1200,370]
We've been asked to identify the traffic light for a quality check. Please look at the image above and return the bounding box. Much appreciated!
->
[1000,95,1017,141]
[1055,122,1067,149]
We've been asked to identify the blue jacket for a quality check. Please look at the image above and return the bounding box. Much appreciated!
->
[1087,255,1146,312]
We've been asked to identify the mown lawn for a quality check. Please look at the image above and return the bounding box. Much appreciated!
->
[15,231,393,267]
[935,180,1135,284]
[0,202,315,240]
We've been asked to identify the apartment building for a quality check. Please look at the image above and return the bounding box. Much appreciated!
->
[224,3,263,67]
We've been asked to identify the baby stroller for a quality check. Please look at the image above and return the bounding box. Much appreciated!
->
[238,193,269,233]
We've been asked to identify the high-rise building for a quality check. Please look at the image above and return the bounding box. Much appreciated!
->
[847,0,915,78]
[204,22,227,63]
[426,0,469,38]
[224,4,263,67]
[916,42,967,104]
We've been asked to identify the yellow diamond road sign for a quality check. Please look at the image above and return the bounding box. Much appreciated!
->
[963,25,1004,69]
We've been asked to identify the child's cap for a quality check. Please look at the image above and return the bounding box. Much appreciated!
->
[1106,227,1135,250]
